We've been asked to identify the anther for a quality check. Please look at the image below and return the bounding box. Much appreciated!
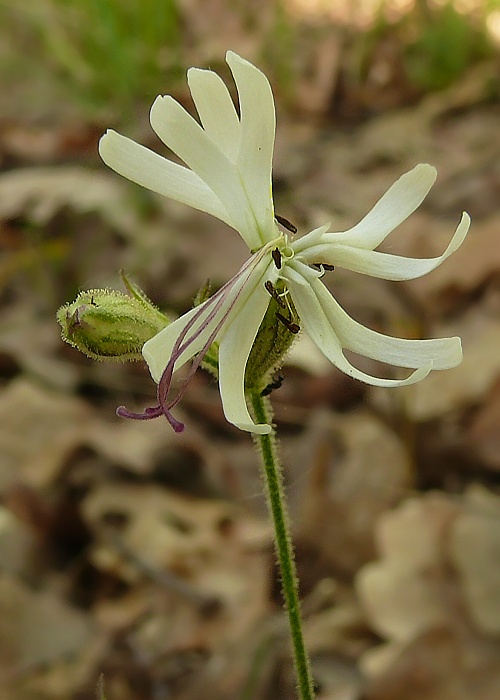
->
[272,248,282,269]
[261,372,284,396]
[265,281,286,308]
[313,263,335,271]
[275,215,298,234]
[276,312,300,334]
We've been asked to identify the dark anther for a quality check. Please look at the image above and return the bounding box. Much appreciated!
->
[275,214,298,234]
[265,281,286,308]
[272,248,282,269]
[276,312,300,334]
[313,263,335,271]
[261,372,284,396]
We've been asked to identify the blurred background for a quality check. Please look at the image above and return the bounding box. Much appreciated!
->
[0,1,499,698]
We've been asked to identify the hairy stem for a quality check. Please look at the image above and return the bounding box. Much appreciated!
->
[249,391,315,700]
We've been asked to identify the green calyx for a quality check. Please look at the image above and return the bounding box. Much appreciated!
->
[245,282,299,394]
[57,273,169,361]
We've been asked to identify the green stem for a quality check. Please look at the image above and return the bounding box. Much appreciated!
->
[249,391,315,700]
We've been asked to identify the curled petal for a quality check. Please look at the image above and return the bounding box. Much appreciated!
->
[227,51,276,246]
[323,164,437,250]
[187,67,240,161]
[303,274,463,369]
[302,212,470,281]
[285,267,433,387]
[99,130,232,225]
[218,279,272,434]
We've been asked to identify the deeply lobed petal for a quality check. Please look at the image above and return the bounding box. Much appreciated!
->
[226,51,276,246]
[302,212,470,280]
[149,95,258,245]
[98,130,233,226]
[187,67,241,162]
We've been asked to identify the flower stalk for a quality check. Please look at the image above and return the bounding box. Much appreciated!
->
[250,390,316,700]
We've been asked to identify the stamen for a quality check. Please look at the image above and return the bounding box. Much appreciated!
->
[272,248,282,269]
[275,215,297,234]
[276,312,300,334]
[313,263,335,272]
[265,281,286,308]
[261,372,284,396]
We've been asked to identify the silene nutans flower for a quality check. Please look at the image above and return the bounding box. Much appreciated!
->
[97,51,470,435]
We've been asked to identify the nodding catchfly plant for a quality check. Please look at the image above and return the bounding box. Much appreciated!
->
[58,50,470,700]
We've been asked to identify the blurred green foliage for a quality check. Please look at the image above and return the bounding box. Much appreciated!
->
[0,0,497,119]
[355,0,496,96]
[403,0,494,90]
[0,0,182,117]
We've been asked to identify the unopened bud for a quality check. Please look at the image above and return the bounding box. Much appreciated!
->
[57,282,169,362]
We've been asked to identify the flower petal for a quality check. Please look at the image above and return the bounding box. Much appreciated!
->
[142,304,209,383]
[285,267,432,387]
[99,130,233,225]
[302,212,470,280]
[218,278,272,434]
[227,51,276,246]
[306,274,462,369]
[143,252,273,382]
[322,164,437,250]
[291,224,331,254]
[150,95,263,249]
[187,67,240,161]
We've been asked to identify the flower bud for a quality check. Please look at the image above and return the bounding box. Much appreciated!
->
[57,284,169,362]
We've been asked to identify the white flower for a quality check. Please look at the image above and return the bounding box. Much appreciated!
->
[99,51,470,435]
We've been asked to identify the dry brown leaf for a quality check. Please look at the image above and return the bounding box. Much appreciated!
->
[0,507,35,577]
[356,494,459,645]
[0,166,135,232]
[363,626,500,700]
[450,486,500,635]
[85,416,180,476]
[0,378,92,494]
[466,379,500,470]
[404,215,500,306]
[82,483,234,579]
[0,574,92,673]
[82,482,269,632]
[297,409,411,575]
[356,488,500,696]
[83,482,270,669]
[0,305,78,389]
[372,310,500,421]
